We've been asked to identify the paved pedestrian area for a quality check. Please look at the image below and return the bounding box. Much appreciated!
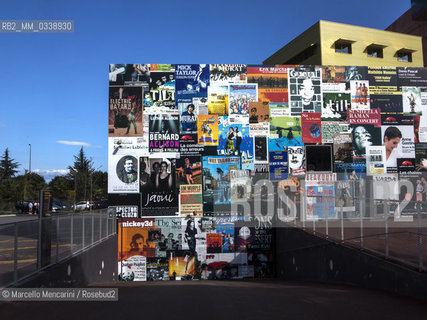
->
[1,280,426,320]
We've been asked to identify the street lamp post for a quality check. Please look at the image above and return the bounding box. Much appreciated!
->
[29,144,31,173]
[23,144,31,201]
[71,167,77,212]
[90,172,93,211]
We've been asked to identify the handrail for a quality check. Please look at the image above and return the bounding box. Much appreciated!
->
[0,209,116,288]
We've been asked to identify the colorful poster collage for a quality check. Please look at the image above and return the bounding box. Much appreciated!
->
[110,64,427,280]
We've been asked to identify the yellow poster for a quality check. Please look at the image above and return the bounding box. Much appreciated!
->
[168,254,195,277]
[208,85,229,115]
[197,114,219,145]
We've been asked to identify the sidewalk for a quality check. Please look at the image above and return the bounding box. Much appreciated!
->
[1,280,426,320]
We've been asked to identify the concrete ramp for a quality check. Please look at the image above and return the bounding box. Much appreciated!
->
[276,227,427,301]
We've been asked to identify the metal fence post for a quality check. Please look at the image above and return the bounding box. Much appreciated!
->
[99,210,102,240]
[313,208,316,234]
[37,217,42,271]
[82,212,85,249]
[325,193,329,238]
[71,212,74,253]
[418,201,424,272]
[114,213,117,235]
[302,192,306,230]
[105,211,108,236]
[14,223,18,283]
[385,199,389,258]
[294,200,297,227]
[56,216,59,263]
[360,195,364,249]
[340,203,344,243]
[92,209,94,245]
[106,210,109,238]
[359,180,366,249]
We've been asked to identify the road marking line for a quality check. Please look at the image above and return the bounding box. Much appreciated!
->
[0,246,37,251]
[0,258,37,264]
[0,239,38,243]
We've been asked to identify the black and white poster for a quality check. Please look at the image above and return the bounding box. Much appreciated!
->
[149,114,180,154]
[108,154,139,193]
[140,157,178,216]
[288,67,322,115]
[288,146,305,175]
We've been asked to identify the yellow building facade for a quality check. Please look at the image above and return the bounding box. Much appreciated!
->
[264,20,424,67]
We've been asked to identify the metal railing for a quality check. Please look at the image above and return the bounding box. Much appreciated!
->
[0,209,116,288]
[279,193,427,273]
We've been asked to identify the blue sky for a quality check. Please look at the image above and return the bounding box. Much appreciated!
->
[0,0,410,181]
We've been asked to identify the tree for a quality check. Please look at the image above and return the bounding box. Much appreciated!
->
[0,148,20,212]
[0,177,18,211]
[67,147,94,201]
[90,171,108,201]
[14,173,47,200]
[0,148,19,180]
[48,176,74,202]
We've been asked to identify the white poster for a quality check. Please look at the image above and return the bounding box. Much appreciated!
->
[288,146,305,175]
[350,80,370,110]
[366,146,386,175]
[108,137,148,157]
[402,86,426,115]
[373,174,399,200]
[381,125,415,172]
[108,154,139,193]
[118,256,147,281]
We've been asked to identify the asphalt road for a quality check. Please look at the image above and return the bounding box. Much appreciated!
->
[0,214,38,225]
[0,280,426,320]
[0,211,81,226]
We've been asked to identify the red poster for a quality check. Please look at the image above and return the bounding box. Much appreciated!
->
[347,108,381,127]
[301,112,322,143]
[207,233,222,253]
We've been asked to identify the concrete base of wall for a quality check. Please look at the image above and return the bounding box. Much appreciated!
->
[276,227,427,301]
[16,235,118,288]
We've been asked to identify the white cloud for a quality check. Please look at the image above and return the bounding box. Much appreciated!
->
[33,169,68,182]
[56,140,102,148]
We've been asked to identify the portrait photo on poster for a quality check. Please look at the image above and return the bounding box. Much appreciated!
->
[116,155,138,184]
[140,157,178,216]
[351,124,382,158]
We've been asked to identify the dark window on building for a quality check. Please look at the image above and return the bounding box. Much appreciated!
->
[284,43,318,65]
[397,51,412,62]
[335,42,352,54]
[367,46,383,58]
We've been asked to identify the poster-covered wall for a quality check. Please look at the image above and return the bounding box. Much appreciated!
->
[109,64,427,281]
